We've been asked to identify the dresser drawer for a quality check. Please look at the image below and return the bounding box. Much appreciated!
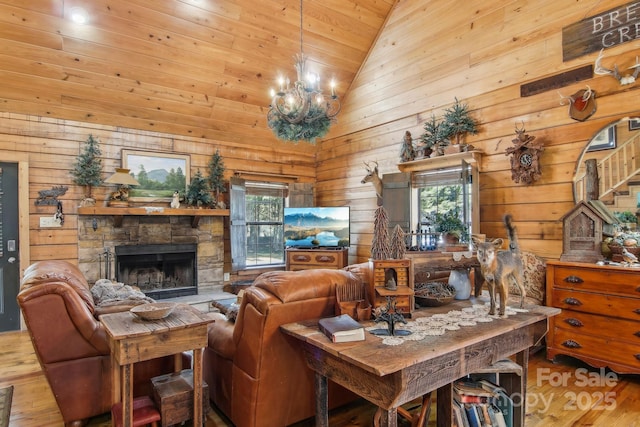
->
[553,310,640,345]
[551,289,640,322]
[551,265,640,297]
[285,248,348,271]
[551,327,640,372]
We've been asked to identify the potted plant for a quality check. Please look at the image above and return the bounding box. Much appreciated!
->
[70,134,103,207]
[614,211,638,231]
[184,169,213,208]
[440,98,479,153]
[420,114,448,157]
[433,209,467,244]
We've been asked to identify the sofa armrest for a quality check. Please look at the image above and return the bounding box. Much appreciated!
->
[207,312,236,360]
[18,282,111,359]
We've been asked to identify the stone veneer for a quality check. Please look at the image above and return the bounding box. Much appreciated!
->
[77,214,225,294]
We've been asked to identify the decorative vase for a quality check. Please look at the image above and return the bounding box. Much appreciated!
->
[448,269,471,300]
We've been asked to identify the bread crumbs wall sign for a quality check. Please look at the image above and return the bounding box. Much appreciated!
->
[562,2,640,61]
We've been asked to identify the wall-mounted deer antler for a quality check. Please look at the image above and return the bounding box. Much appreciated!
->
[361,160,383,200]
[594,48,640,85]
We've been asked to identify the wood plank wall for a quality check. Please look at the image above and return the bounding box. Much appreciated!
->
[0,112,316,279]
[317,0,640,262]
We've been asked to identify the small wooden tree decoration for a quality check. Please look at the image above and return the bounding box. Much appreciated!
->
[185,169,213,208]
[206,149,226,208]
[70,134,103,206]
[371,206,391,260]
[390,224,406,260]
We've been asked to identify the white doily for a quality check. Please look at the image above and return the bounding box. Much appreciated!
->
[373,301,529,346]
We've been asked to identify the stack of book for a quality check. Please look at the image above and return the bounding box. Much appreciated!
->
[452,379,514,427]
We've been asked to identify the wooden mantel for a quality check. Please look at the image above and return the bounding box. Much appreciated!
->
[77,206,229,228]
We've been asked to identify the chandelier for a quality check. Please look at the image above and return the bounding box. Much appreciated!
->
[267,0,341,144]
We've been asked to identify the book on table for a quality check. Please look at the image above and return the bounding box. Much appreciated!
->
[318,314,365,343]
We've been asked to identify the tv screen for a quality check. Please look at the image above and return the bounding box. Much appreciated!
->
[284,207,350,248]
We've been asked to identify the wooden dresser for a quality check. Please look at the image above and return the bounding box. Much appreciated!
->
[546,260,640,374]
[285,248,349,271]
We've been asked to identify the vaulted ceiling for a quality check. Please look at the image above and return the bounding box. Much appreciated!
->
[0,0,396,147]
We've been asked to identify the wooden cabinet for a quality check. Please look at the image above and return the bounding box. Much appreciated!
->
[285,248,348,271]
[369,259,414,315]
[546,260,640,374]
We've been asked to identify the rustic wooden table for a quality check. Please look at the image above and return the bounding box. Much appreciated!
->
[100,303,214,427]
[281,299,560,427]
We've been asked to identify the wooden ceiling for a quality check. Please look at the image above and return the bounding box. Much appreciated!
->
[0,0,396,147]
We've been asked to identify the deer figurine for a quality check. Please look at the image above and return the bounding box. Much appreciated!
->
[361,161,383,203]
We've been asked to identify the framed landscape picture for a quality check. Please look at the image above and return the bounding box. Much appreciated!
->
[629,118,640,131]
[122,150,190,202]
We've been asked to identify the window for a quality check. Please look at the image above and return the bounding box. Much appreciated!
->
[414,165,473,243]
[245,181,286,266]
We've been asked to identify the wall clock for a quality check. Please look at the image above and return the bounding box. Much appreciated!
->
[505,126,544,184]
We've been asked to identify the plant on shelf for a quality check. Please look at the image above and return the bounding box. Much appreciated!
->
[440,98,479,149]
[420,114,448,157]
[206,149,227,208]
[70,134,103,207]
[184,169,213,208]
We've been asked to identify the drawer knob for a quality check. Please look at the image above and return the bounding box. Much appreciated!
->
[564,297,582,306]
[634,309,640,315]
[636,286,640,293]
[634,331,640,338]
[562,340,582,349]
[564,275,584,284]
[564,318,584,327]
[636,354,640,361]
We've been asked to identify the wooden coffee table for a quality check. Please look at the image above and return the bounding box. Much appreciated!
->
[281,299,559,427]
[100,303,214,427]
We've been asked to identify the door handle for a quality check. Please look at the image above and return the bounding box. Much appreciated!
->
[8,257,16,263]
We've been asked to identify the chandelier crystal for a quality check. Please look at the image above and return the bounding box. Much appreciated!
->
[267,0,341,144]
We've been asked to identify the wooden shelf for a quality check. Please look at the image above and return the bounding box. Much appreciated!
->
[397,150,483,173]
[77,206,229,228]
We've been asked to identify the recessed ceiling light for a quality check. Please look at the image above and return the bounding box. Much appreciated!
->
[69,7,88,24]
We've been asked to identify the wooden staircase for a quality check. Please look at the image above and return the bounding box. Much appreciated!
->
[575,131,640,209]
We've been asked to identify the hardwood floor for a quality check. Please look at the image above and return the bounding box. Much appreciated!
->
[1,330,639,426]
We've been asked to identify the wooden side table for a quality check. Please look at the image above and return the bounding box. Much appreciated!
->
[100,304,214,427]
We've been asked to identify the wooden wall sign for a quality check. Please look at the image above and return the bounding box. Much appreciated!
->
[563,2,640,61]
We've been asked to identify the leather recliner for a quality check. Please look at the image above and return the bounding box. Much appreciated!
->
[17,260,179,427]
[204,265,372,427]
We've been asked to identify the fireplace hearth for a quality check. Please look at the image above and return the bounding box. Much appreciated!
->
[115,243,197,299]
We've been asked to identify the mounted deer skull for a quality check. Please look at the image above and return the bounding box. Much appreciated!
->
[594,48,640,85]
[361,161,383,200]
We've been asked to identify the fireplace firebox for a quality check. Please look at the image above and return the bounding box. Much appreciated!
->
[115,243,197,299]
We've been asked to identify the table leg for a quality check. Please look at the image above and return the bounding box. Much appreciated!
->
[122,363,134,427]
[314,372,328,427]
[513,349,528,427]
[111,351,121,406]
[436,383,453,427]
[373,407,398,427]
[193,348,204,427]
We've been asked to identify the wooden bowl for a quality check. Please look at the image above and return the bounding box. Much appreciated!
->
[130,302,176,320]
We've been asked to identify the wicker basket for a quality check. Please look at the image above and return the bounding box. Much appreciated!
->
[336,281,371,321]
[608,244,640,262]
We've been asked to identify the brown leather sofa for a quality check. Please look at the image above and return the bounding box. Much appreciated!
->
[17,260,178,427]
[204,265,372,427]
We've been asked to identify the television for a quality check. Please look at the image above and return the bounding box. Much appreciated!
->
[284,207,350,248]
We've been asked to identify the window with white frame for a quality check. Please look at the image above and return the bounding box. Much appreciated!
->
[244,181,287,266]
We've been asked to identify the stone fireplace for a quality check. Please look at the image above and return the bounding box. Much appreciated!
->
[77,213,225,298]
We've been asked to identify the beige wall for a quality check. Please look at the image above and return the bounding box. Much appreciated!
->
[318,0,640,262]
